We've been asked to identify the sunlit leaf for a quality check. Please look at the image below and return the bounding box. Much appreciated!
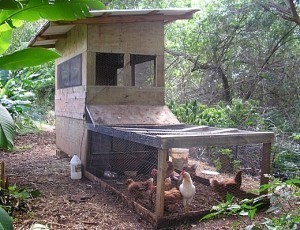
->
[0,0,105,24]
[0,29,12,54]
[0,48,60,70]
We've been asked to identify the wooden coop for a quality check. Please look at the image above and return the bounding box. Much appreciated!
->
[29,9,275,229]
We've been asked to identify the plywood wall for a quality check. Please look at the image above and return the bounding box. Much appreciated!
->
[86,86,165,105]
[55,86,86,119]
[56,116,88,165]
[87,22,164,55]
[55,24,88,62]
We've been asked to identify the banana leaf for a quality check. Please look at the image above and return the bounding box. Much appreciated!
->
[0,104,15,150]
[0,207,13,230]
[0,48,60,70]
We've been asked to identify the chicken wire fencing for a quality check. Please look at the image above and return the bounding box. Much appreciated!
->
[86,129,266,215]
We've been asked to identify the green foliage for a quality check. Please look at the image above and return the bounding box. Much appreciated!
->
[168,98,264,130]
[202,178,300,229]
[0,207,13,230]
[272,135,300,178]
[201,193,263,222]
[223,99,264,129]
[0,48,60,70]
[0,184,41,215]
[0,0,105,150]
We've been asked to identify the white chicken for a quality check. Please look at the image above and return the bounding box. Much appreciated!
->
[179,171,196,213]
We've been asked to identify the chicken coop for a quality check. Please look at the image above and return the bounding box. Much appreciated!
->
[29,9,275,228]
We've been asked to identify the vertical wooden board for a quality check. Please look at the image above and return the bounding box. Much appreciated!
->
[123,53,131,86]
[155,149,167,217]
[87,22,164,54]
[56,116,86,159]
[260,142,271,195]
[156,55,164,87]
[85,51,96,86]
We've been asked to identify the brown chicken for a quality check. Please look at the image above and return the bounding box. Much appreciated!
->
[209,170,243,198]
[151,161,180,187]
[182,163,199,175]
[126,178,153,200]
[150,185,182,212]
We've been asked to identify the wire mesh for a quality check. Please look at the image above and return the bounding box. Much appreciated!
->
[57,54,82,89]
[95,53,124,86]
[86,128,266,216]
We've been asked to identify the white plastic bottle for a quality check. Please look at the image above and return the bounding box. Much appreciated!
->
[70,154,82,179]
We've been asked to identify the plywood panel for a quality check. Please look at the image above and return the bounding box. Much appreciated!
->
[87,22,164,55]
[55,86,86,119]
[56,116,86,160]
[55,24,88,62]
[156,55,164,87]
[86,86,165,105]
[86,104,180,125]
[84,51,96,86]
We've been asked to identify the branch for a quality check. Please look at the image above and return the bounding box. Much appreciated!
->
[164,49,214,71]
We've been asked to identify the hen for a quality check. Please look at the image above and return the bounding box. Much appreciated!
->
[209,170,243,198]
[182,163,198,175]
[179,171,196,213]
[126,178,153,200]
[151,161,180,187]
[150,185,182,212]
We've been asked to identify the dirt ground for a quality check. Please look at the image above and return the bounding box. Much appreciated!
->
[0,128,264,230]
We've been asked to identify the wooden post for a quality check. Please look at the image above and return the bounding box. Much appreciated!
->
[0,161,4,188]
[124,53,131,86]
[155,55,164,87]
[155,149,167,218]
[260,142,271,195]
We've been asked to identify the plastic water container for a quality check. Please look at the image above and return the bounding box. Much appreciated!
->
[70,154,82,179]
[171,148,189,170]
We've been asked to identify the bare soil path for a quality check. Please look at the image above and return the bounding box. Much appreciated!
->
[0,128,254,230]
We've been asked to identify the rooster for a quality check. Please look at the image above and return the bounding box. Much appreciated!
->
[179,171,196,213]
[126,178,153,200]
[209,170,243,198]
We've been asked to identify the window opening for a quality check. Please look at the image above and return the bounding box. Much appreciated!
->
[131,54,156,87]
[57,54,82,89]
[96,53,124,86]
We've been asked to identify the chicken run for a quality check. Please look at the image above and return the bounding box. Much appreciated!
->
[84,124,274,228]
[27,8,275,229]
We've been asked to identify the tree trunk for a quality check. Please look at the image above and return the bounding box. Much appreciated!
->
[217,67,231,102]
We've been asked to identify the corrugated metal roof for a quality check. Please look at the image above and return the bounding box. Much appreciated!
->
[28,8,199,48]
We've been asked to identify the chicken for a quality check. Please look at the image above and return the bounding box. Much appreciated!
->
[126,178,153,200]
[151,161,180,187]
[179,171,196,213]
[182,163,199,175]
[209,170,243,198]
[149,185,182,212]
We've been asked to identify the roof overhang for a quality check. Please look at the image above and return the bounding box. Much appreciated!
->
[28,8,199,48]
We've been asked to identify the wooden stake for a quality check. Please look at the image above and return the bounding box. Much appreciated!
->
[155,149,167,217]
[260,142,271,195]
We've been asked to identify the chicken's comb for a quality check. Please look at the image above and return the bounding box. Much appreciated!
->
[151,168,158,175]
